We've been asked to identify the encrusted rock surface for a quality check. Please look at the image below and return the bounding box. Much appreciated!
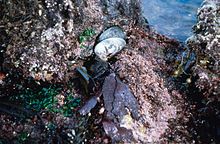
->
[2,0,219,143]
[0,0,191,142]
[111,27,187,143]
[1,0,143,82]
[186,0,220,100]
[184,0,220,142]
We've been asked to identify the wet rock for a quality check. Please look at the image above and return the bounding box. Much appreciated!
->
[1,0,144,82]
[102,73,139,121]
[0,0,193,143]
[100,0,144,24]
[0,28,9,70]
[186,0,220,97]
[102,121,136,143]
[78,96,98,116]
[184,1,220,143]
[110,27,182,143]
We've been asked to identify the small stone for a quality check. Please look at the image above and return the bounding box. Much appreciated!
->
[99,107,105,114]
[78,96,97,116]
[102,73,139,120]
[186,78,192,83]
[39,9,42,16]
[0,72,6,80]
[103,138,109,144]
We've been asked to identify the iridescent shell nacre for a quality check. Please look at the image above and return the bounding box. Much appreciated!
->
[94,26,126,61]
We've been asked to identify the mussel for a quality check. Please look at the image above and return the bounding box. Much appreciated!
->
[98,26,126,42]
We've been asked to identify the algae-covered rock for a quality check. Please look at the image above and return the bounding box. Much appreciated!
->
[1,0,210,143]
[1,0,144,82]
[184,1,220,142]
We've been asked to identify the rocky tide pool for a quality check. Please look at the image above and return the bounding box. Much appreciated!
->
[0,0,219,143]
[142,0,203,42]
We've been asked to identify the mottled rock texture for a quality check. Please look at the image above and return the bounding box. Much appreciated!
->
[112,28,186,143]
[1,0,144,82]
[186,0,220,101]
[1,0,212,143]
[185,0,220,143]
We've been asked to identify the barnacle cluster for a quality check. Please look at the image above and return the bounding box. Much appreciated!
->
[186,0,220,97]
[1,0,104,82]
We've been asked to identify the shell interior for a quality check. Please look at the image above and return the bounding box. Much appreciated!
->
[94,37,126,61]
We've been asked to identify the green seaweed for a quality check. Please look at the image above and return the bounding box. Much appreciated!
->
[10,86,81,117]
[79,28,96,44]
[18,132,29,143]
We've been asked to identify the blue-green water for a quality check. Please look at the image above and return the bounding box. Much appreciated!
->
[142,0,202,42]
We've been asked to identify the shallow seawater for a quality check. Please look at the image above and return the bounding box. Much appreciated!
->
[142,0,203,42]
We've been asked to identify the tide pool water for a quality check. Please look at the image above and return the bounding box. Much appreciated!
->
[142,0,202,42]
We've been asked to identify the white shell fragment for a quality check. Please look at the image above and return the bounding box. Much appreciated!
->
[98,26,126,42]
[94,37,126,61]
